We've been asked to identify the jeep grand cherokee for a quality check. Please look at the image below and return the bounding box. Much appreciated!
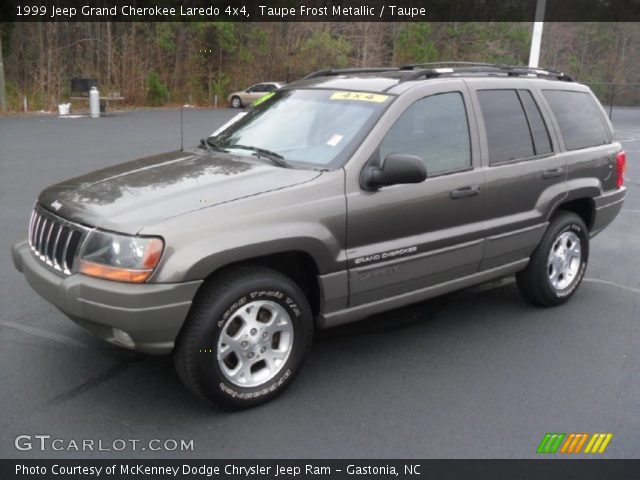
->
[12,64,626,408]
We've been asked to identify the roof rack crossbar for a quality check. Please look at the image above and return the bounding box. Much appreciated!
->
[400,64,573,82]
[400,61,503,70]
[303,67,400,80]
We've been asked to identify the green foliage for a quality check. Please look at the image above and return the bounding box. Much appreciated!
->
[1,22,15,56]
[2,22,639,113]
[156,23,176,53]
[147,70,169,106]
[211,73,230,101]
[439,23,530,65]
[394,23,438,65]
[193,22,238,53]
[295,30,351,71]
[212,22,238,52]
[5,81,22,111]
[250,28,269,56]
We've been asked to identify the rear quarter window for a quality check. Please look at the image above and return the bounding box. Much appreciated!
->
[542,90,610,150]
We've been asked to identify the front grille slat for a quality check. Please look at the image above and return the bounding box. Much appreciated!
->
[49,224,62,269]
[32,214,43,251]
[55,227,70,270]
[26,206,90,276]
[44,221,56,264]
[36,217,47,257]
[33,213,42,247]
[61,229,74,273]
[42,219,52,258]
[65,231,82,272]
[28,210,36,247]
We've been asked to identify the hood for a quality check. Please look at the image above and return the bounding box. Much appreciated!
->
[38,150,322,234]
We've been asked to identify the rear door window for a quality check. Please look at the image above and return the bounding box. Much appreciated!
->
[542,90,610,150]
[477,90,535,164]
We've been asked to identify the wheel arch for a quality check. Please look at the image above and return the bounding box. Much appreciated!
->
[194,249,323,317]
[550,197,595,231]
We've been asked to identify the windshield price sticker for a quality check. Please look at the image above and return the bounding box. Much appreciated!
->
[330,92,389,103]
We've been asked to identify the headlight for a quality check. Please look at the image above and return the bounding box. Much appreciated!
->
[77,230,164,283]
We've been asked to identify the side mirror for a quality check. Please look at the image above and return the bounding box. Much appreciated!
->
[361,154,427,190]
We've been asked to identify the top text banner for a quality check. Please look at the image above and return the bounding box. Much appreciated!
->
[2,0,640,22]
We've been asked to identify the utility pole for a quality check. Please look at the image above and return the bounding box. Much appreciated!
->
[528,0,546,68]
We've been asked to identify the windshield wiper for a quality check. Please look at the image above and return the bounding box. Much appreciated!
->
[227,144,292,169]
[200,137,227,153]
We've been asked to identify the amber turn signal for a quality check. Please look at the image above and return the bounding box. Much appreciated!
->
[78,261,153,283]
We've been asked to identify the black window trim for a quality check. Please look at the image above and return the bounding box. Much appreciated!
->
[488,151,555,168]
[517,89,554,157]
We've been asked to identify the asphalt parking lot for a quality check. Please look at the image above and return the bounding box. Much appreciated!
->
[0,107,638,459]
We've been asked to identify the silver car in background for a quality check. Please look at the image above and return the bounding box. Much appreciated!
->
[227,82,285,108]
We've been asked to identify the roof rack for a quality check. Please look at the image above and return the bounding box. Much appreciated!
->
[399,62,574,82]
[401,61,503,70]
[302,67,399,80]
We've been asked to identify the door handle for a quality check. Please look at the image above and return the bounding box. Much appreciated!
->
[450,185,481,199]
[542,168,564,179]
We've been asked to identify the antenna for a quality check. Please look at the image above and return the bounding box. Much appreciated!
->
[180,103,184,151]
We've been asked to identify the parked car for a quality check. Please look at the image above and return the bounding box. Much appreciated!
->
[227,82,285,108]
[12,64,626,409]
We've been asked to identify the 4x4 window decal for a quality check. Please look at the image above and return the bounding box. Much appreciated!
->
[330,91,389,103]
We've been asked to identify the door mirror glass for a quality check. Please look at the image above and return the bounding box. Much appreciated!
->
[362,154,426,190]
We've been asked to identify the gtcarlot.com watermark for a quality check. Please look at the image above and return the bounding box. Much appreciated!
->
[15,434,194,452]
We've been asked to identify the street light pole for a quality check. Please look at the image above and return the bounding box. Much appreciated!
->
[528,0,546,68]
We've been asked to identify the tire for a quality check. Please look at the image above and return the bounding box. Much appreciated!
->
[230,96,242,108]
[173,265,313,409]
[516,211,589,307]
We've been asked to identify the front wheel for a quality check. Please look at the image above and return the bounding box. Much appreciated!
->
[174,266,313,409]
[230,96,242,108]
[516,212,589,307]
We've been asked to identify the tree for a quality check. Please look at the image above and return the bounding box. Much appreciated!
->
[0,34,6,112]
[0,23,10,113]
[393,23,438,66]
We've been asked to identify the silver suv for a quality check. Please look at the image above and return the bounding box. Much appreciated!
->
[12,64,626,409]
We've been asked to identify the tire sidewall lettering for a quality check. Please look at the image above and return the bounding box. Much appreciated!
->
[214,288,303,400]
[218,369,292,399]
[550,223,588,298]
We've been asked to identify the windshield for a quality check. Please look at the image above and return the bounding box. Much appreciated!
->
[209,89,392,168]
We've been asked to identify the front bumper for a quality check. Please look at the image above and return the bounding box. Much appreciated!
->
[591,187,625,237]
[12,240,202,354]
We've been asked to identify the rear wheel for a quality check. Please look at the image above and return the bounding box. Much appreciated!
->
[174,266,313,409]
[516,212,589,306]
[230,96,242,108]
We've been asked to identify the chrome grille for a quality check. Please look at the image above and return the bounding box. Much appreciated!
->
[28,206,91,275]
